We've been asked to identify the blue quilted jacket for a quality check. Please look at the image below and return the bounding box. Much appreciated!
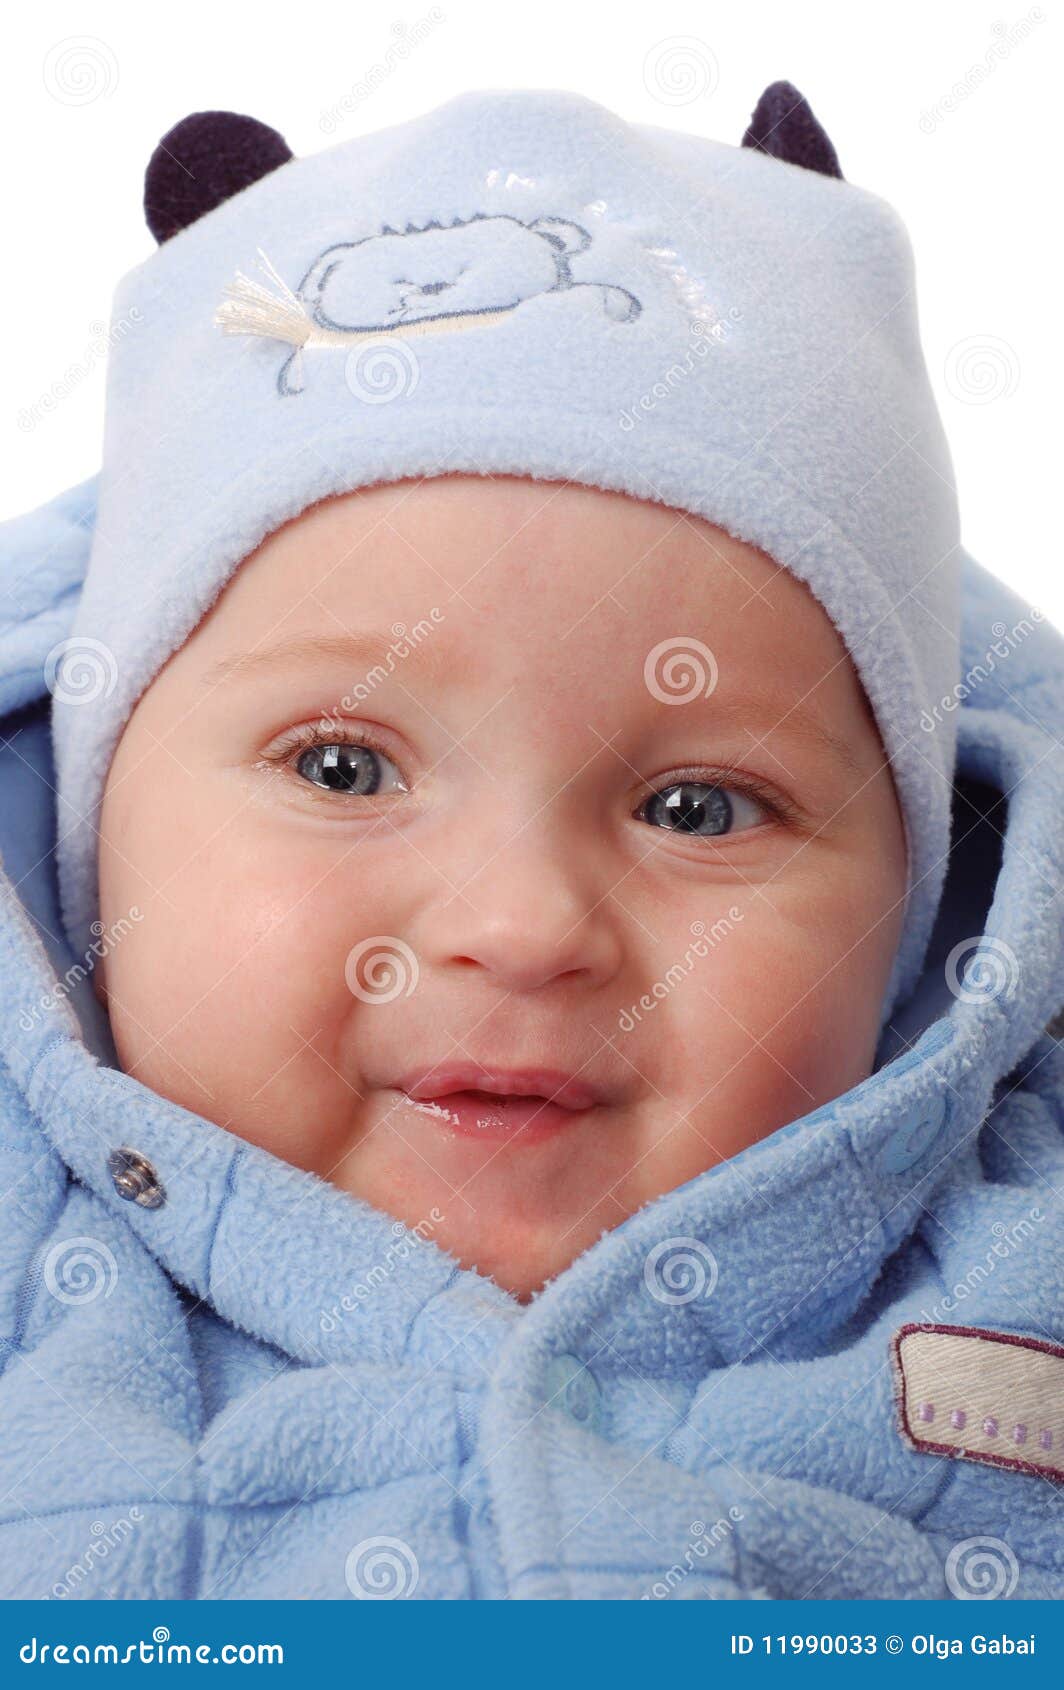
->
[1,477,1063,1601]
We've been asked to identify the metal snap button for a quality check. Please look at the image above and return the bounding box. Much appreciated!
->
[107,1147,166,1209]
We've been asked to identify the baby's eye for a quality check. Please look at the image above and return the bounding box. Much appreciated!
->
[292,739,407,796]
[638,780,769,838]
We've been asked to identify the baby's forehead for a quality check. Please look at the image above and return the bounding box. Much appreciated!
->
[197,479,858,728]
[218,478,836,656]
[261,476,790,604]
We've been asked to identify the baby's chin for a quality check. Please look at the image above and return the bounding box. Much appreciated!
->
[317,1083,654,1301]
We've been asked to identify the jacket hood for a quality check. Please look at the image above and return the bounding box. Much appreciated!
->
[2,470,1061,1343]
[1,477,1063,1598]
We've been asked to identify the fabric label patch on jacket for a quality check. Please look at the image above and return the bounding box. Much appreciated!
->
[893,1323,1064,1482]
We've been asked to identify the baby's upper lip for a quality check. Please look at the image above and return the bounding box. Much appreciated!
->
[395,1063,607,1110]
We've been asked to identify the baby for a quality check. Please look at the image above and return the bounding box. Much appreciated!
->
[91,474,906,1301]
[1,83,1062,1604]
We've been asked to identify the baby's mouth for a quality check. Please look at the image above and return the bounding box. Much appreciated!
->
[392,1065,605,1145]
[391,1054,611,1149]
[399,1087,597,1142]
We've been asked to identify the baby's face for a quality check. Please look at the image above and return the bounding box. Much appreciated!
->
[95,476,906,1300]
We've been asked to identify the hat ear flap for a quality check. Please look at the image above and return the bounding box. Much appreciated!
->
[741,81,843,179]
[0,476,98,720]
[144,111,294,243]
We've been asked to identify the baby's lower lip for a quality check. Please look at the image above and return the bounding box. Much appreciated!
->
[398,1088,594,1143]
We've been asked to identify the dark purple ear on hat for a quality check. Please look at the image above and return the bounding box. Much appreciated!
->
[144,111,294,243]
[741,81,843,180]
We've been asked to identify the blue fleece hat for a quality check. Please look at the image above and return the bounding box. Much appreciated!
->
[50,83,961,1024]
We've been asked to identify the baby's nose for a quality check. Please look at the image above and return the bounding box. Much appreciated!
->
[445,916,612,993]
[422,845,623,993]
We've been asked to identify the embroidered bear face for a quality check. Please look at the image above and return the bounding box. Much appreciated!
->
[144,87,841,394]
[216,213,643,395]
[302,214,641,334]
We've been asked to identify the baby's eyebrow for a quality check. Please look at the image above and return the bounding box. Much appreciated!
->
[203,632,873,778]
[201,627,452,690]
[700,689,873,781]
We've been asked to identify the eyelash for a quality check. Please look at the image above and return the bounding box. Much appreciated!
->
[637,761,801,830]
[259,724,801,830]
[262,720,399,773]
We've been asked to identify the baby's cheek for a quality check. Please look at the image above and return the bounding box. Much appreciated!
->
[659,893,892,1139]
[160,833,413,1138]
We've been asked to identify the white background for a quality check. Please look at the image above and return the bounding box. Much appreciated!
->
[2,0,1057,623]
